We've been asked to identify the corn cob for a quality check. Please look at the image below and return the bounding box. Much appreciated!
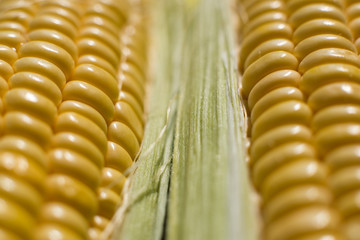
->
[0,0,147,239]
[7,0,360,239]
[287,1,360,239]
[286,1,360,239]
[0,1,44,240]
[36,1,110,239]
[240,0,344,239]
[342,1,360,238]
[238,0,360,239]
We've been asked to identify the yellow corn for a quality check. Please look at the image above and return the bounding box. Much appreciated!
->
[89,15,147,240]
[4,0,360,239]
[0,0,147,239]
[239,0,360,239]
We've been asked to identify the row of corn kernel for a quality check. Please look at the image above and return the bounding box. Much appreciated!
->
[0,1,44,240]
[0,0,147,239]
[344,0,360,238]
[286,1,360,239]
[84,1,132,238]
[88,13,147,239]
[31,1,88,239]
[239,0,343,239]
[284,0,360,239]
[38,0,128,239]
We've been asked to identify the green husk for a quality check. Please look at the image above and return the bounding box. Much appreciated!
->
[112,0,258,239]
[167,0,257,239]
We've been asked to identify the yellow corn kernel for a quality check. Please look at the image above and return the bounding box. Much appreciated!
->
[0,0,146,239]
[239,0,346,239]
